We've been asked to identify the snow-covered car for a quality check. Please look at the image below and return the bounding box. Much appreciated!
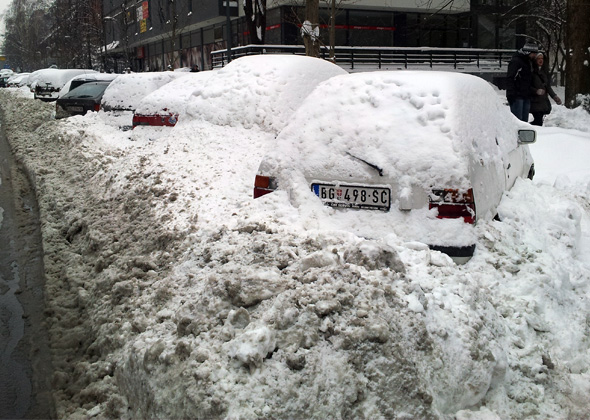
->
[55,81,113,119]
[0,69,15,87]
[6,73,31,87]
[132,70,216,128]
[100,71,188,112]
[179,54,349,133]
[29,68,97,101]
[253,71,537,262]
[57,72,119,99]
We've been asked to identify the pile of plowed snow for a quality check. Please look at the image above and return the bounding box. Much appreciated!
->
[1,88,589,420]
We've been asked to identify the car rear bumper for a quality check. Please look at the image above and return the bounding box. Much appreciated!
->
[132,114,178,127]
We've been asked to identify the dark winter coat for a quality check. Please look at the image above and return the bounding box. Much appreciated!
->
[530,67,557,114]
[506,53,534,103]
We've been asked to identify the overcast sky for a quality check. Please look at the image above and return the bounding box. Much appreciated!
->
[0,0,9,17]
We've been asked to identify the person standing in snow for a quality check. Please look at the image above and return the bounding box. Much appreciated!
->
[530,52,562,126]
[506,41,539,122]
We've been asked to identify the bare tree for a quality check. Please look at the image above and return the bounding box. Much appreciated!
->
[502,0,566,86]
[565,0,590,108]
[155,0,192,69]
[49,0,104,69]
[2,0,52,71]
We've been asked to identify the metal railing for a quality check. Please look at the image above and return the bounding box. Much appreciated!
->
[211,44,514,73]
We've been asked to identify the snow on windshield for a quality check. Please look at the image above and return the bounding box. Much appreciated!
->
[58,73,120,98]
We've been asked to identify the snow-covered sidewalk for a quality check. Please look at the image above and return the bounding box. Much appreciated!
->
[1,88,589,419]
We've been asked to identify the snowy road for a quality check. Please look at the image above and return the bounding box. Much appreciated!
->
[0,121,54,419]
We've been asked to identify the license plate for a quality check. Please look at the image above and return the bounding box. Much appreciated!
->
[311,183,391,211]
[68,106,84,112]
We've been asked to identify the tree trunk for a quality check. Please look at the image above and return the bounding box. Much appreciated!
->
[303,0,320,57]
[565,0,590,108]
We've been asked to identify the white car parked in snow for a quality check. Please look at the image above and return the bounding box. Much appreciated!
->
[29,68,97,101]
[253,71,536,262]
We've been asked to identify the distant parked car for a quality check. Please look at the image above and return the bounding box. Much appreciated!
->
[6,73,31,87]
[253,71,537,263]
[101,72,187,112]
[132,70,216,128]
[0,70,15,87]
[55,81,113,119]
[29,68,97,101]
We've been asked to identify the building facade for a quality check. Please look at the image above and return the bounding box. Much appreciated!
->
[102,0,519,73]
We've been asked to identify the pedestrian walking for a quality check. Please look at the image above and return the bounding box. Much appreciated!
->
[506,41,539,122]
[530,53,562,126]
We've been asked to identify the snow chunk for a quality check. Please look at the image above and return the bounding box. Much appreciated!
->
[226,326,276,368]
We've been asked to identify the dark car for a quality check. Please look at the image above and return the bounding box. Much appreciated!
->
[55,81,112,119]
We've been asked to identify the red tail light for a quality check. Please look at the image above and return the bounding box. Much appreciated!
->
[132,114,177,128]
[429,188,475,224]
[94,103,101,112]
[253,175,277,198]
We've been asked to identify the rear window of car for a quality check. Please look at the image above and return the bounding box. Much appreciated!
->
[63,82,110,99]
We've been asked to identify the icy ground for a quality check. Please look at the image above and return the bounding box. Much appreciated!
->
[0,86,589,419]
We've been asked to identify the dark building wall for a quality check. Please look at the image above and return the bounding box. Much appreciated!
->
[103,1,514,72]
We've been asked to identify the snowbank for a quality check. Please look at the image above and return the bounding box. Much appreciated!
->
[0,76,589,419]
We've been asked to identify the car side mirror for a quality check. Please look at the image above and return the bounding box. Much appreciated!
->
[518,129,536,144]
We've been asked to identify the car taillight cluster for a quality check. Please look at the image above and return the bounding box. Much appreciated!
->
[94,104,101,112]
[253,175,277,198]
[132,114,177,129]
[429,188,476,224]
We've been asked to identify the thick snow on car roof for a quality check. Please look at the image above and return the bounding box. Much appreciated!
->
[101,72,188,111]
[273,70,523,189]
[134,70,217,115]
[180,54,348,133]
[30,68,97,88]
[58,72,120,97]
